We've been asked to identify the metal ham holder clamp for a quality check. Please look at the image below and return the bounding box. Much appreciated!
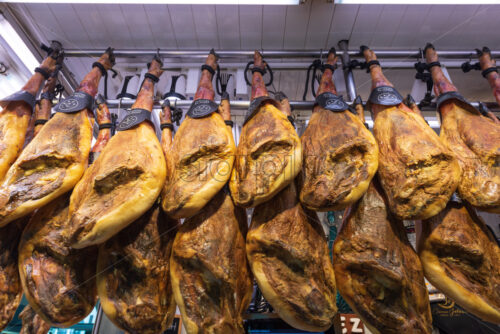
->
[116,75,137,99]
[54,47,115,115]
[216,67,234,127]
[0,41,64,111]
[460,47,498,78]
[243,52,274,88]
[302,48,338,101]
[243,52,279,125]
[413,48,434,108]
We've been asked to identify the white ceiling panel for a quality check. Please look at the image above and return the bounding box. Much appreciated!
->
[239,5,262,50]
[120,5,153,49]
[369,5,406,47]
[389,5,430,48]
[13,2,500,52]
[72,4,110,49]
[283,0,311,49]
[304,0,334,49]
[143,5,178,49]
[261,5,286,49]
[192,5,219,49]
[326,4,359,47]
[6,1,500,104]
[215,5,240,49]
[349,4,384,47]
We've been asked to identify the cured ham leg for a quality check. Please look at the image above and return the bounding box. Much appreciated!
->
[0,80,58,331]
[19,305,51,334]
[0,217,26,330]
[170,93,252,334]
[0,49,114,226]
[230,51,301,208]
[97,102,178,334]
[0,50,61,182]
[478,47,500,119]
[418,200,500,323]
[333,179,432,334]
[34,77,58,138]
[362,46,459,220]
[426,44,500,212]
[300,47,378,211]
[162,50,235,219]
[18,98,112,327]
[68,57,166,248]
[246,98,337,332]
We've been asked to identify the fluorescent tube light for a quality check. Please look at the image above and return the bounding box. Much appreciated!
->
[3,0,301,4]
[336,0,500,3]
[0,14,38,74]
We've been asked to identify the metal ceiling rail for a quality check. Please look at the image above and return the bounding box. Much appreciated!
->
[103,98,499,112]
[63,48,500,60]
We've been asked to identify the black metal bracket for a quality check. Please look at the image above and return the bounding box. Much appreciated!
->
[216,66,232,97]
[414,60,434,107]
[347,59,368,72]
[302,59,322,100]
[461,60,481,73]
[171,105,183,126]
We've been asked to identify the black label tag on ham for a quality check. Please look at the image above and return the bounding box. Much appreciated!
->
[315,92,349,112]
[436,91,479,115]
[244,96,281,125]
[186,99,218,119]
[368,86,403,106]
[0,90,36,109]
[54,91,94,113]
[117,108,152,131]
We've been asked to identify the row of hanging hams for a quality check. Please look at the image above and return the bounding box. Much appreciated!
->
[0,42,497,334]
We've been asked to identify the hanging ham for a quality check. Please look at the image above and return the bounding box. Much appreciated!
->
[300,47,378,211]
[19,305,51,334]
[0,49,114,226]
[362,45,460,220]
[162,50,235,219]
[0,49,61,182]
[170,92,252,334]
[97,101,178,334]
[18,97,112,327]
[478,47,500,118]
[333,179,432,334]
[418,198,500,324]
[68,57,166,248]
[0,75,60,331]
[425,44,500,212]
[230,51,301,208]
[246,97,337,332]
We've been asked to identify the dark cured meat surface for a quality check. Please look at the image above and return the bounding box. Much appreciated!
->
[419,201,500,323]
[300,49,378,211]
[333,179,432,334]
[98,203,178,334]
[247,181,337,332]
[171,189,252,334]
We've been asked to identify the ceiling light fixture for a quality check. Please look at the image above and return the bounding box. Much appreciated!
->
[3,0,301,4]
[0,14,38,75]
